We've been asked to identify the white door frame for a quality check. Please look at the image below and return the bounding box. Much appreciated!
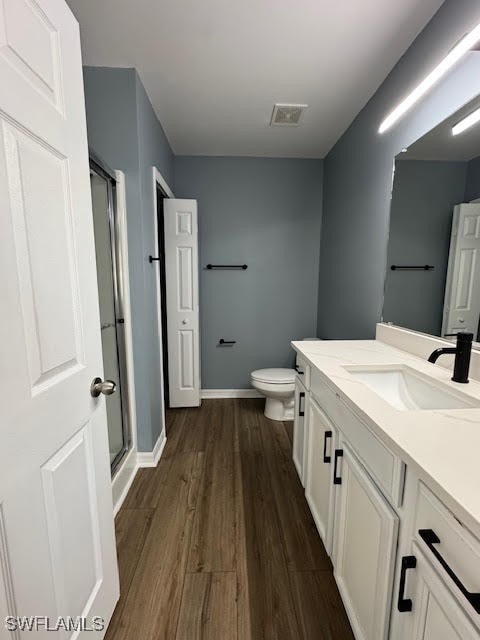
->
[152,166,174,427]
[111,170,138,514]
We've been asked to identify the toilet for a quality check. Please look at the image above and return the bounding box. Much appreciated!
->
[250,368,296,421]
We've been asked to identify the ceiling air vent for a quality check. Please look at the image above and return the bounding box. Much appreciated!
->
[270,103,308,126]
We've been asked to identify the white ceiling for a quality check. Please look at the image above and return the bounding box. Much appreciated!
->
[67,0,444,158]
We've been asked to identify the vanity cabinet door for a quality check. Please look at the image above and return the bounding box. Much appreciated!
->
[332,440,399,640]
[304,397,337,556]
[408,544,480,640]
[293,377,308,485]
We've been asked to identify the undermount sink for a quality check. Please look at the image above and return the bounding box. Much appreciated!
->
[343,364,480,411]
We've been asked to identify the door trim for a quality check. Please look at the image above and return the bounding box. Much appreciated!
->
[153,166,174,199]
[152,167,174,428]
[111,170,138,512]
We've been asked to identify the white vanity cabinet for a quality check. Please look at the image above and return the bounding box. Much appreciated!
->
[294,342,480,640]
[304,397,338,555]
[390,478,480,640]
[332,439,399,640]
[292,355,310,485]
[293,375,308,484]
[305,369,403,639]
[405,545,479,640]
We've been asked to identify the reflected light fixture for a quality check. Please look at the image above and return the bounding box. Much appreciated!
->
[452,106,480,135]
[378,22,480,134]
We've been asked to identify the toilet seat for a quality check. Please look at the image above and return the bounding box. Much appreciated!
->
[251,368,296,384]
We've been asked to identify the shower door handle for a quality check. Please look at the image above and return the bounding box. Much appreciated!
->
[90,377,116,398]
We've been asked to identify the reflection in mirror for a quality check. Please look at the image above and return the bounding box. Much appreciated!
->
[383,95,480,342]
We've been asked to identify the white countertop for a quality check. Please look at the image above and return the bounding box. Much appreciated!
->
[292,339,480,539]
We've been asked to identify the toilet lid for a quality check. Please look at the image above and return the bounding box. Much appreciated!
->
[251,368,296,384]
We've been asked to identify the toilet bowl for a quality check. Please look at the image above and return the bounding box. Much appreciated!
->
[250,368,296,421]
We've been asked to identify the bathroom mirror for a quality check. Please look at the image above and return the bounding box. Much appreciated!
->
[383,95,480,342]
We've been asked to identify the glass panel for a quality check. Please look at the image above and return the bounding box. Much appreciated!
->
[90,172,125,466]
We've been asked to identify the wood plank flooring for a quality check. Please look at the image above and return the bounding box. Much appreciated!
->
[105,399,354,640]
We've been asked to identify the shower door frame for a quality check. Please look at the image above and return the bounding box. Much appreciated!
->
[90,154,132,474]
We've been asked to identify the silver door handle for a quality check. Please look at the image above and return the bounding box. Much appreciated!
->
[90,377,116,398]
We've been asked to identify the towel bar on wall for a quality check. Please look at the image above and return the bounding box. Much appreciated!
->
[390,265,434,271]
[206,264,248,270]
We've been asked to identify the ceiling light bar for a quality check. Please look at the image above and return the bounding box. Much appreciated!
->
[378,22,480,134]
[452,106,480,135]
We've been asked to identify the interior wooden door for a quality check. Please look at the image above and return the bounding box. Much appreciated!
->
[0,0,119,634]
[163,198,201,407]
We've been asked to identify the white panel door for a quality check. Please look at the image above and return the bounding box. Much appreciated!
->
[442,203,480,336]
[304,398,337,556]
[164,199,201,407]
[333,441,399,640]
[0,1,119,636]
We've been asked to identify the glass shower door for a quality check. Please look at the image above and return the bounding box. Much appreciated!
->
[90,162,130,472]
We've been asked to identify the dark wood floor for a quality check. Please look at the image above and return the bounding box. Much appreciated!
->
[105,399,354,640]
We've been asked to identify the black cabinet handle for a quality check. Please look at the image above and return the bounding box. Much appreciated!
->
[298,392,305,417]
[295,365,304,375]
[397,555,416,612]
[419,529,480,614]
[333,449,343,485]
[323,430,332,463]
[219,339,236,345]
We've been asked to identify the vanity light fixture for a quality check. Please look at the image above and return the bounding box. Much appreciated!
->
[452,105,480,135]
[378,22,480,134]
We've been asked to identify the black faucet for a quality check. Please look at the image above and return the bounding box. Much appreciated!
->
[427,332,473,383]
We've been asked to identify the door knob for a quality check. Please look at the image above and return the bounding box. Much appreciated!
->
[182,319,188,325]
[90,377,116,398]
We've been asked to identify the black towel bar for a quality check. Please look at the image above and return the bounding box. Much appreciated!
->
[206,264,248,270]
[391,265,434,271]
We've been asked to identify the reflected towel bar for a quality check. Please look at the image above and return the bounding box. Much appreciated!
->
[390,265,434,271]
[206,264,248,270]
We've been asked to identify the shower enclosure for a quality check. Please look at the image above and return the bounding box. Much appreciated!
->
[90,158,131,473]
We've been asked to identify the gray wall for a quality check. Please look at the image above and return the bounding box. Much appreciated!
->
[317,0,480,339]
[83,67,174,451]
[383,159,467,335]
[134,76,174,447]
[465,154,480,201]
[174,156,323,389]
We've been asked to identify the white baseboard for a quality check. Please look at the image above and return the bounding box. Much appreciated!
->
[201,388,263,399]
[112,446,138,517]
[137,430,167,468]
[112,432,167,516]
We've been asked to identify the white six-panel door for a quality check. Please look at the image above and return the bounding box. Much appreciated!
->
[163,199,201,407]
[0,0,119,636]
[442,203,480,337]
